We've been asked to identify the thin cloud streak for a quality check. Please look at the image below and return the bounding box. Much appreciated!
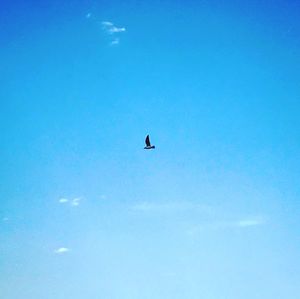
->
[101,20,126,45]
[71,198,81,206]
[131,201,213,213]
[110,38,120,45]
[59,198,69,203]
[102,21,113,27]
[131,202,265,234]
[236,218,265,227]
[58,197,82,206]
[54,247,70,254]
[108,26,126,34]
[101,21,126,34]
[187,217,266,236]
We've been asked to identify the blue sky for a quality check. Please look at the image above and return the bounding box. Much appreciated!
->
[1,0,300,298]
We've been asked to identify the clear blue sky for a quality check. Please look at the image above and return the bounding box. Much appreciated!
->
[1,0,300,298]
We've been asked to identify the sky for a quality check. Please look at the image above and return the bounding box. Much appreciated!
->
[1,0,300,298]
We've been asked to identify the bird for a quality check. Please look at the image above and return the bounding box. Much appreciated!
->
[144,135,155,149]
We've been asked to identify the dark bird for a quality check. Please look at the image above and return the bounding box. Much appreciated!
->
[144,135,155,149]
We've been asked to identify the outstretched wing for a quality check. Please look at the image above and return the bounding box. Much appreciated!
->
[145,135,151,147]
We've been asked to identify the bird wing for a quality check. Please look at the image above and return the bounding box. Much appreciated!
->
[145,135,151,146]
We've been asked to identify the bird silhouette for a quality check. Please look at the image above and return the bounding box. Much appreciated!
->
[144,135,155,149]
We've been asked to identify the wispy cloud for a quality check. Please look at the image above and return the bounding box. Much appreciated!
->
[86,14,126,46]
[102,21,113,27]
[110,38,120,46]
[132,201,265,228]
[59,198,69,204]
[108,26,126,34]
[54,247,70,254]
[131,201,213,213]
[71,198,81,206]
[102,21,126,34]
[58,197,82,207]
[101,20,126,45]
[223,217,265,229]
[236,217,264,227]
[187,216,265,236]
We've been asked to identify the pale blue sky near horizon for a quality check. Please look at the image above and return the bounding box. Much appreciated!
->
[1,1,300,298]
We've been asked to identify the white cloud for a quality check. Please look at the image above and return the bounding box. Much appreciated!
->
[101,20,126,45]
[131,201,213,213]
[59,198,69,204]
[132,201,175,212]
[215,217,265,230]
[102,21,126,34]
[58,197,82,206]
[236,218,264,227]
[102,21,113,27]
[108,26,126,34]
[187,216,265,236]
[71,198,81,206]
[110,38,120,45]
[54,247,70,254]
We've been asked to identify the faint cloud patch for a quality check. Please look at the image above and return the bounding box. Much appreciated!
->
[71,198,81,207]
[2,217,9,222]
[59,198,69,204]
[58,197,82,207]
[110,37,120,46]
[102,21,126,34]
[130,201,266,237]
[236,217,265,227]
[54,247,70,254]
[86,13,126,46]
[102,21,113,27]
[101,20,126,45]
[187,216,266,236]
[131,201,213,214]
[216,217,265,230]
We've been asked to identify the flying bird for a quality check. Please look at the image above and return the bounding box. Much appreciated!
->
[144,135,155,149]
